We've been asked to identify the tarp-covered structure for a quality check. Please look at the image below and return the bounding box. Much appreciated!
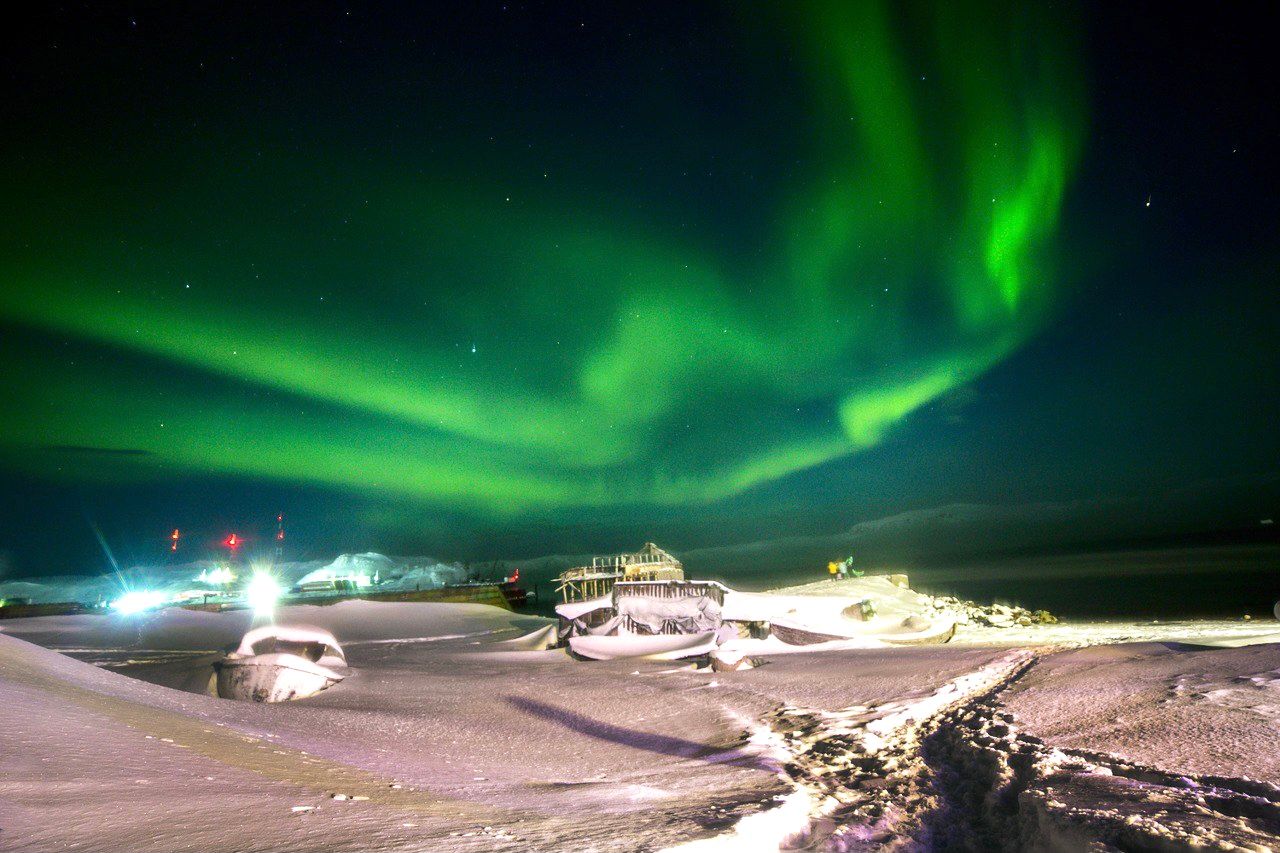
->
[555,575,960,661]
[557,581,728,642]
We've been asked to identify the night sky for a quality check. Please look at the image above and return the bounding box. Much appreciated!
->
[1,2,1276,583]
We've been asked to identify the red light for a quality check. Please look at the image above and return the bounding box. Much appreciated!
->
[224,534,240,550]
[171,529,180,551]
[276,530,285,540]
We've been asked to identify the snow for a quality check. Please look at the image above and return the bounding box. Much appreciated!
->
[301,552,396,583]
[723,576,931,623]
[489,624,558,651]
[719,635,887,658]
[570,631,720,661]
[660,787,817,853]
[723,578,959,644]
[0,605,1014,851]
[555,594,612,620]
[236,623,344,657]
[3,587,1280,850]
[1003,640,1280,781]
[660,650,1038,852]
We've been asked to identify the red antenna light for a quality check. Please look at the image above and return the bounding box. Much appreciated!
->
[170,529,180,552]
[224,533,240,550]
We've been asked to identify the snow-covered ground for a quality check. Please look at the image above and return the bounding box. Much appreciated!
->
[1,584,1278,850]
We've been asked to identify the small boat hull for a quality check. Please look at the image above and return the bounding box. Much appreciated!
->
[880,619,957,646]
[215,653,343,702]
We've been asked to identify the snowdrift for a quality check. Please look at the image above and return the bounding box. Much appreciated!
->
[569,631,720,661]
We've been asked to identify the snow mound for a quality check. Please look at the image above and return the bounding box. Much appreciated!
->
[491,625,559,651]
[570,632,720,661]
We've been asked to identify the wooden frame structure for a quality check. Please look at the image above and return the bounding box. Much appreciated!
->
[556,542,684,603]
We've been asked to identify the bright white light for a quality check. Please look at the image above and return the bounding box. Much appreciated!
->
[112,590,168,615]
[198,566,235,585]
[246,572,281,615]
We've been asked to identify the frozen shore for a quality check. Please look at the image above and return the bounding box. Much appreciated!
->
[1,590,1278,851]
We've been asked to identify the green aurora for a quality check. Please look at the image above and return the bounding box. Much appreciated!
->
[0,2,1085,514]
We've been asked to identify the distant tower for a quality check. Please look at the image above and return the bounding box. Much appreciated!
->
[275,514,285,561]
[223,533,241,562]
[170,528,180,553]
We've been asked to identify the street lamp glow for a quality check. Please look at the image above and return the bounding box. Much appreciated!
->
[245,572,281,615]
[112,590,168,615]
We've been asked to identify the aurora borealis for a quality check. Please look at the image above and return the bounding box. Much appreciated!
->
[1,2,1276,573]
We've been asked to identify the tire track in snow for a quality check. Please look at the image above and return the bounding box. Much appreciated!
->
[661,650,1039,851]
[665,649,1280,851]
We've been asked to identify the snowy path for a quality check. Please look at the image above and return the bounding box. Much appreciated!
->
[666,648,1280,851]
[661,651,1040,851]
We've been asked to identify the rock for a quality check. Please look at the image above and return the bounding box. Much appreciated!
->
[901,614,932,632]
[711,650,756,671]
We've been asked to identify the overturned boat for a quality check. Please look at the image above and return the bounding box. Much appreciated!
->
[215,625,348,702]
